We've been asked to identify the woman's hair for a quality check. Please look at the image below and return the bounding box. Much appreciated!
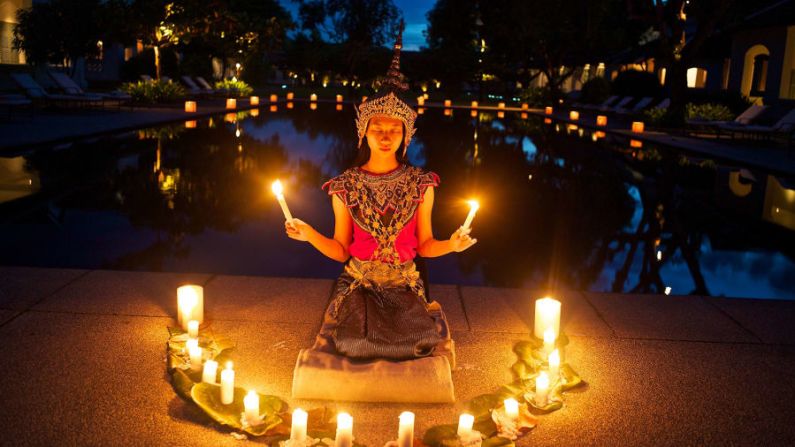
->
[351,123,409,167]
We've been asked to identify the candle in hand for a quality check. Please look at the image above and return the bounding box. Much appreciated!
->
[271,180,294,222]
[220,362,235,405]
[504,398,519,420]
[457,413,474,437]
[462,200,479,230]
[202,359,218,384]
[291,408,308,442]
[397,411,414,447]
[335,412,353,447]
[549,348,561,382]
[244,390,260,425]
[535,371,550,407]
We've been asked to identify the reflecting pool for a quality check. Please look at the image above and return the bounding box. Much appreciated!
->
[1,103,794,299]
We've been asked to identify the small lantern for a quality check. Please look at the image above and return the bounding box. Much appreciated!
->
[250,96,260,106]
[226,98,237,109]
[544,117,552,124]
[521,112,528,119]
[444,108,452,117]
[470,110,478,118]
[545,106,553,115]
[417,107,425,115]
[569,110,579,121]
[184,101,197,113]
[522,103,529,110]
[471,101,478,108]
[270,105,277,112]
[497,111,505,119]
[310,102,317,110]
[336,94,343,103]
[498,102,506,109]
[596,115,608,126]
[417,96,425,106]
[632,121,645,133]
[286,92,294,100]
[270,94,278,103]
[184,120,197,128]
[630,139,643,148]
[251,108,260,117]
[444,99,452,107]
[310,93,317,102]
[287,102,294,110]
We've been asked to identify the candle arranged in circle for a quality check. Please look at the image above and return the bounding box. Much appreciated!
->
[244,390,260,425]
[549,348,561,381]
[457,413,474,437]
[187,319,199,338]
[397,411,415,447]
[543,327,556,353]
[504,398,519,421]
[220,362,235,405]
[271,180,294,222]
[202,359,218,384]
[534,297,561,339]
[535,371,550,407]
[177,285,204,329]
[462,200,480,230]
[291,408,308,442]
[188,343,202,371]
[335,412,353,447]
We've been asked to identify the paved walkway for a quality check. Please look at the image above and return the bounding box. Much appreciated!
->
[0,266,793,446]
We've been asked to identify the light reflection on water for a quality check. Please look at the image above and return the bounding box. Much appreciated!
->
[0,104,794,299]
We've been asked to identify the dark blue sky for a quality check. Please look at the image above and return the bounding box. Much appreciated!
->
[278,1,433,51]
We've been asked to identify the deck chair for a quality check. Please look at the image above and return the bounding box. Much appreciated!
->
[582,95,619,110]
[195,76,219,94]
[605,96,634,112]
[722,108,795,141]
[49,71,130,108]
[617,96,654,114]
[180,76,207,96]
[11,72,101,108]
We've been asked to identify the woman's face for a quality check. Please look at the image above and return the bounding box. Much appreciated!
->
[365,115,404,158]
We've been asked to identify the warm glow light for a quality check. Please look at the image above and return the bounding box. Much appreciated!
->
[462,200,479,230]
[310,103,317,110]
[498,102,506,109]
[184,100,197,113]
[335,413,353,447]
[224,113,236,123]
[632,121,645,133]
[521,103,529,110]
[362,96,368,102]
[535,372,550,406]
[497,111,505,118]
[244,391,260,425]
[220,362,234,404]
[270,105,278,112]
[596,115,608,126]
[504,398,519,420]
[543,327,556,352]
[202,359,218,384]
[189,344,202,371]
[336,94,343,102]
[521,112,528,119]
[545,106,553,115]
[444,108,452,116]
[271,180,284,196]
[270,94,278,102]
[185,120,197,128]
[549,349,561,381]
[271,180,293,221]
[630,139,643,148]
[534,297,561,339]
[471,101,478,108]
[544,118,552,124]
[664,287,672,295]
[250,96,260,106]
[310,93,317,102]
[251,108,260,117]
[417,96,425,106]
[336,104,343,111]
[457,414,474,437]
[657,250,662,261]
[188,320,199,338]
[177,285,203,329]
[398,412,415,447]
[569,110,579,121]
[417,107,425,115]
[291,409,308,442]
[471,110,478,118]
[287,102,294,109]
[444,99,452,107]
[287,92,294,100]
[226,98,237,109]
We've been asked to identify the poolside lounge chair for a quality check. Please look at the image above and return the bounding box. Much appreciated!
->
[180,76,207,96]
[195,76,219,94]
[582,95,619,110]
[49,71,131,108]
[616,96,655,114]
[695,105,767,136]
[719,108,795,142]
[0,94,32,117]
[11,72,102,108]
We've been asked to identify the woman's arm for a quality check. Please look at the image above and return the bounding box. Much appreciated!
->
[417,187,476,258]
[285,194,353,262]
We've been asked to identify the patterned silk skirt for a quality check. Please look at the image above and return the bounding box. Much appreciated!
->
[313,258,451,361]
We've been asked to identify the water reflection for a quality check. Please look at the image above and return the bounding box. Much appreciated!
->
[1,107,794,299]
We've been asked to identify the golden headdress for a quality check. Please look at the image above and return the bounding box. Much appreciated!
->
[355,22,418,151]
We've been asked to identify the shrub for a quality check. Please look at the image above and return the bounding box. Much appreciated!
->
[683,89,752,116]
[520,86,561,107]
[642,106,668,125]
[120,80,186,104]
[214,79,253,97]
[611,70,662,98]
[580,77,611,104]
[685,103,734,121]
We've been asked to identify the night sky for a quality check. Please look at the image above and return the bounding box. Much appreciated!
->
[278,0,433,51]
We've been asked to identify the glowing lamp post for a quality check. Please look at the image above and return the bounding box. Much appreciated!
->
[462,200,479,230]
[271,180,293,222]
[596,115,608,126]
[184,100,197,113]
[534,297,561,339]
[226,98,237,109]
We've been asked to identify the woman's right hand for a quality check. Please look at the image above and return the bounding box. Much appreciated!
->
[285,218,312,242]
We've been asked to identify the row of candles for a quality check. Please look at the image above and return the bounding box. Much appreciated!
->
[177,283,564,443]
[184,93,349,114]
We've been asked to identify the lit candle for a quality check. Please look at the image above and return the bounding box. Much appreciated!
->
[632,121,645,133]
[630,139,643,148]
[535,371,550,407]
[417,96,425,106]
[549,349,561,382]
[244,390,260,425]
[187,319,199,338]
[270,180,294,222]
[291,408,308,443]
[287,92,294,100]
[336,94,343,102]
[184,100,197,113]
[185,120,197,128]
[186,337,198,353]
[336,104,343,111]
[444,99,452,107]
[457,413,474,438]
[471,101,478,108]
[545,106,553,115]
[569,110,579,120]
[504,398,519,420]
[220,362,234,405]
[521,103,529,110]
[287,102,294,109]
[543,327,556,353]
[462,200,479,230]
[417,107,425,115]
[335,412,353,447]
[397,411,414,447]
[534,297,561,339]
[202,359,218,384]
[226,98,237,109]
[310,102,317,110]
[596,115,608,126]
[251,108,260,117]
[271,94,279,103]
[250,96,260,106]
[270,105,278,112]
[189,344,202,371]
[310,93,317,102]
[471,110,478,118]
[177,285,204,329]
[498,102,505,109]
[497,111,505,119]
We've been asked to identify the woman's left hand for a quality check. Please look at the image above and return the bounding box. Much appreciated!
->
[449,227,477,252]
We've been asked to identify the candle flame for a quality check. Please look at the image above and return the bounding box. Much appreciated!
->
[271,180,283,196]
[225,361,233,370]
[337,412,353,429]
[467,200,480,211]
[537,371,550,388]
[549,348,560,366]
[543,327,556,345]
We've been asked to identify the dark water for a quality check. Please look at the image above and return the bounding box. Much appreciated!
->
[1,104,794,299]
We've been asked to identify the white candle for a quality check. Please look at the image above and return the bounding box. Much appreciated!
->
[244,390,260,425]
[397,411,414,447]
[549,349,561,382]
[457,413,474,437]
[543,327,556,353]
[177,285,204,329]
[189,344,202,371]
[187,319,199,338]
[335,412,353,447]
[462,200,479,230]
[503,398,519,420]
[271,180,294,222]
[202,359,218,384]
[291,408,308,442]
[220,362,235,405]
[535,371,550,407]
[534,297,561,339]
